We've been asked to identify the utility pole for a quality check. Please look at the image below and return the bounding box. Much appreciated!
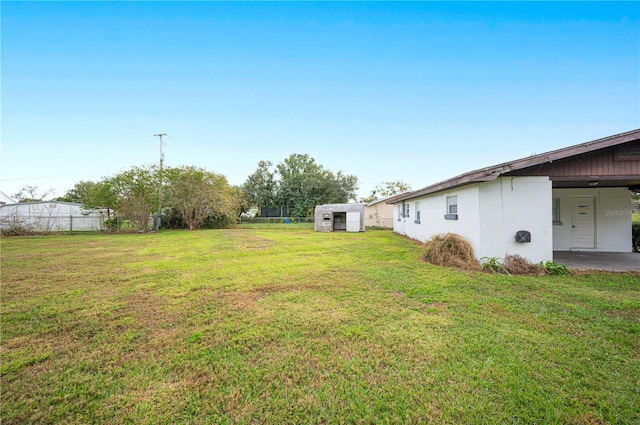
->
[154,133,167,231]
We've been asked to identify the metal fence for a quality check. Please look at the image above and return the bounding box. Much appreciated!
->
[0,213,105,232]
[237,217,314,229]
[0,213,157,233]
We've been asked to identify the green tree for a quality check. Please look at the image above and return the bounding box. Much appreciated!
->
[106,165,160,232]
[13,185,55,202]
[275,154,358,217]
[242,160,276,213]
[361,181,412,203]
[166,166,242,230]
[58,180,114,208]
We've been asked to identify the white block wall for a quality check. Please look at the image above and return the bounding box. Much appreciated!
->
[477,177,553,263]
[393,184,482,256]
[393,177,553,263]
[552,188,633,252]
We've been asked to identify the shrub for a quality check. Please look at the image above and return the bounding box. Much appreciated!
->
[539,260,573,276]
[632,213,640,253]
[0,224,33,236]
[503,254,543,276]
[480,257,510,275]
[421,233,480,271]
[103,218,123,233]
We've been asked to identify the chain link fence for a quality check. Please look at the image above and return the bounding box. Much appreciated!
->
[237,216,314,229]
[0,213,106,233]
[0,213,157,234]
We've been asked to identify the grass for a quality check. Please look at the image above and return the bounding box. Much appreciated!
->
[1,229,639,424]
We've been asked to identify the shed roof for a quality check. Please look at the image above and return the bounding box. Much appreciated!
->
[315,203,365,212]
[0,191,16,205]
[387,129,640,204]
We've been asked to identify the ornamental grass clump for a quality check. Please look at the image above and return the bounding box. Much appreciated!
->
[421,233,480,271]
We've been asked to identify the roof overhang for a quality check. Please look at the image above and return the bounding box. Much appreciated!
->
[387,129,640,204]
[550,177,640,192]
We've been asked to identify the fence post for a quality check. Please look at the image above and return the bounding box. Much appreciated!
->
[70,215,73,232]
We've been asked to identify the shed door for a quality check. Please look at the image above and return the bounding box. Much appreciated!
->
[346,211,360,232]
[571,197,595,249]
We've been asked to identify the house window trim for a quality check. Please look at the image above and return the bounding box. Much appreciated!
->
[445,195,458,220]
[414,201,421,224]
[552,197,563,225]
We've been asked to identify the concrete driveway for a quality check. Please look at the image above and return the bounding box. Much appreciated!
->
[553,251,640,272]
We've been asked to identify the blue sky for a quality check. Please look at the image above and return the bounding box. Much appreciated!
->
[2,1,639,201]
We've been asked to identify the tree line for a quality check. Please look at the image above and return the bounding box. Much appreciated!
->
[13,154,411,231]
[57,165,242,232]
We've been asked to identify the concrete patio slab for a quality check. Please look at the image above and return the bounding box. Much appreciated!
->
[553,251,640,272]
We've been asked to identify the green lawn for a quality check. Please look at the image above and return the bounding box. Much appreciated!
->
[1,229,638,424]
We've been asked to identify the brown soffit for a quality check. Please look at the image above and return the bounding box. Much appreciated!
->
[386,128,640,204]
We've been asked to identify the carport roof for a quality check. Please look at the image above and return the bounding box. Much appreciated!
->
[387,129,640,204]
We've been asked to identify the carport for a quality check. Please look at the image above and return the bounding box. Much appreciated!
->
[553,251,640,272]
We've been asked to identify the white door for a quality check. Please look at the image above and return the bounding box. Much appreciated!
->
[346,211,361,232]
[571,197,595,249]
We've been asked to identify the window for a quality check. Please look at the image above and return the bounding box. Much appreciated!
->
[405,203,410,218]
[397,205,402,221]
[445,195,458,220]
[414,202,421,224]
[447,196,458,214]
[552,198,562,225]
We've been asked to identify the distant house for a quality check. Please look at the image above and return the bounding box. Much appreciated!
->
[387,129,640,263]
[0,201,104,232]
[314,204,365,232]
[363,196,396,228]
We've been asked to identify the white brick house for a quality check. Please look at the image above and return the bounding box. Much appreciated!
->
[388,130,640,263]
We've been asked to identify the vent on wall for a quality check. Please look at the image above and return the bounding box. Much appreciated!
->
[614,141,640,161]
[515,230,531,243]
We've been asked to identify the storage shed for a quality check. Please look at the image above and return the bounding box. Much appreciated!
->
[314,204,365,232]
[0,201,104,232]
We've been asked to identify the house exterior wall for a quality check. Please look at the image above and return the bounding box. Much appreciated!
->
[392,177,553,263]
[477,177,553,262]
[552,188,632,252]
[364,202,394,228]
[393,184,482,254]
[0,202,103,231]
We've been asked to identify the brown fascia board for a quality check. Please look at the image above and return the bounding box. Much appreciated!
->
[386,128,640,204]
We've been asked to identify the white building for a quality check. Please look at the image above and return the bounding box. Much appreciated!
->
[314,204,365,232]
[0,201,104,232]
[388,129,640,263]
[0,191,16,205]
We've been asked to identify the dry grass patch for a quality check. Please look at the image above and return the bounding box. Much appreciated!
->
[503,253,544,275]
[421,233,480,271]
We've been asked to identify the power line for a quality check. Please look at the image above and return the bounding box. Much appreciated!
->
[0,169,122,182]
